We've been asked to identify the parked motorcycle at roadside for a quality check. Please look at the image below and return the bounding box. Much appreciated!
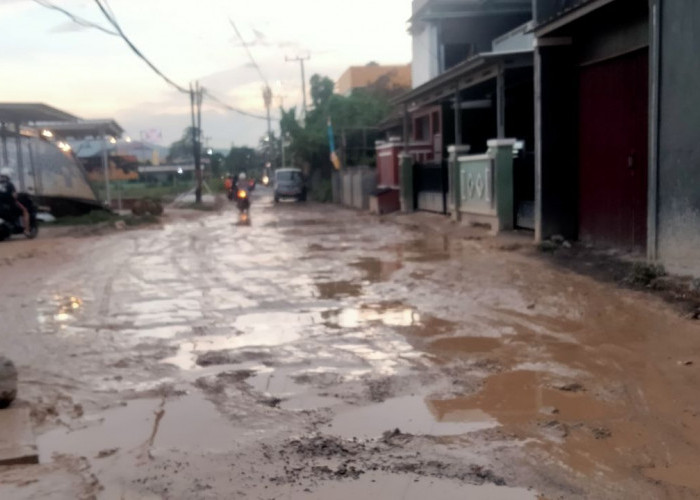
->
[0,193,39,241]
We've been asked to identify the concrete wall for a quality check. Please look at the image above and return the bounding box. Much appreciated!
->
[412,22,439,87]
[336,167,377,211]
[656,0,700,275]
[492,22,534,52]
[576,5,648,65]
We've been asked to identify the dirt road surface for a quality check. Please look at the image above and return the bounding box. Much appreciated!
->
[1,189,699,499]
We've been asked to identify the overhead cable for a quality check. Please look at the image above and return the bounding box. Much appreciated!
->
[228,19,270,88]
[203,90,269,120]
[32,0,118,36]
[93,0,189,94]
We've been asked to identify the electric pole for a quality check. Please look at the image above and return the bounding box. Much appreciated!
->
[190,81,203,203]
[262,85,273,140]
[286,54,310,119]
[262,85,273,169]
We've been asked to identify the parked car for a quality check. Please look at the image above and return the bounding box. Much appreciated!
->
[274,168,306,202]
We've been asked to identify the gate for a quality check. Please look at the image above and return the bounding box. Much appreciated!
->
[413,161,448,214]
[579,48,648,250]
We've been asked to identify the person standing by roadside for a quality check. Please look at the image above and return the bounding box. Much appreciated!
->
[0,168,30,236]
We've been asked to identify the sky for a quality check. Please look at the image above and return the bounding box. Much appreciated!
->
[0,0,412,149]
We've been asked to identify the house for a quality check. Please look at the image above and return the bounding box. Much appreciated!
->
[336,63,411,96]
[376,0,535,225]
[533,0,700,275]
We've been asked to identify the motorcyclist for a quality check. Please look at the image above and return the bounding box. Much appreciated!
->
[224,174,233,192]
[234,172,251,212]
[0,168,30,236]
[235,172,248,191]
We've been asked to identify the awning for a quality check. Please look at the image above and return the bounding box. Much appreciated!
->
[0,103,79,124]
[410,0,531,23]
[33,119,123,139]
[534,0,615,37]
[393,50,533,110]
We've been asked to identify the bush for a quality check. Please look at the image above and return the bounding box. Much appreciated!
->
[310,179,332,203]
[132,198,163,216]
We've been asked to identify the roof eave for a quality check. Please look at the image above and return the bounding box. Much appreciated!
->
[392,49,533,108]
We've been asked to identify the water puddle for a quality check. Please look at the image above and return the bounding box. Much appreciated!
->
[247,368,341,411]
[402,236,452,262]
[350,257,402,282]
[38,392,237,462]
[327,395,498,439]
[315,280,362,299]
[37,294,85,325]
[448,370,619,425]
[325,304,420,329]
[234,310,320,340]
[427,336,502,354]
[162,312,321,370]
[125,324,192,340]
[295,472,536,500]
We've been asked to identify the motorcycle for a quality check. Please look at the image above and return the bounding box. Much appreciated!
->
[0,193,39,241]
[235,187,250,213]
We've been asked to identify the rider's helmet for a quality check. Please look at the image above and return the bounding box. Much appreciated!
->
[238,172,247,181]
[0,168,12,180]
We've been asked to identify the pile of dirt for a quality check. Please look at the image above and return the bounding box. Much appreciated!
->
[260,433,506,488]
[539,243,700,318]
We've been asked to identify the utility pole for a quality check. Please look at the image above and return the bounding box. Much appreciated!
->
[277,94,287,168]
[262,85,273,169]
[286,54,310,119]
[190,81,203,203]
[262,85,273,140]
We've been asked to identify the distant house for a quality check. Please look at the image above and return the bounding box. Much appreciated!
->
[377,0,534,220]
[336,63,411,96]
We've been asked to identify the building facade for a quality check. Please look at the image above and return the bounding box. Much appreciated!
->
[335,64,411,96]
[533,0,700,275]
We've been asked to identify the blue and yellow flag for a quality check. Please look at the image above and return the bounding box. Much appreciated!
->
[327,118,341,170]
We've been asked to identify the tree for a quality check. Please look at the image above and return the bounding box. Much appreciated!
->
[280,73,394,179]
[166,126,198,163]
[310,75,334,109]
[224,146,258,177]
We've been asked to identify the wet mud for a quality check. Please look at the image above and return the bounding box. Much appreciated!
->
[1,191,699,498]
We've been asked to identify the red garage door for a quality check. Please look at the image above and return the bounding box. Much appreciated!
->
[579,48,648,250]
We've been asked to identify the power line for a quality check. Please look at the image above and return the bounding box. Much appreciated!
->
[32,0,118,36]
[93,0,189,94]
[228,19,269,88]
[202,90,269,120]
[38,0,270,124]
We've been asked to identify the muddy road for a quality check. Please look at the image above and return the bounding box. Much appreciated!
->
[1,190,700,499]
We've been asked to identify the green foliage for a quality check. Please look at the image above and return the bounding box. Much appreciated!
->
[51,210,158,227]
[280,73,395,179]
[224,146,259,177]
[91,181,191,203]
[209,152,225,176]
[310,179,333,203]
[167,126,199,163]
